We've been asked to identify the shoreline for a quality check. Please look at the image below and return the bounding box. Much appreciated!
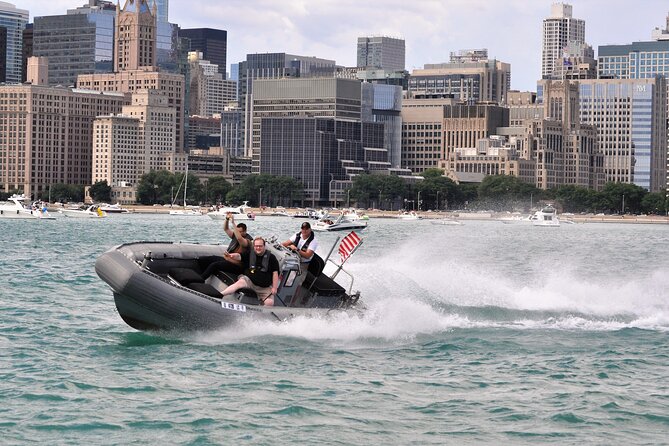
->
[118,205,669,224]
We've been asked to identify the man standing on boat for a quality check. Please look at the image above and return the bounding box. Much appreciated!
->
[282,221,319,273]
[201,213,252,277]
[221,237,280,306]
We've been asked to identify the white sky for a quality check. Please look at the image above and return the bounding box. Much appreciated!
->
[18,0,669,91]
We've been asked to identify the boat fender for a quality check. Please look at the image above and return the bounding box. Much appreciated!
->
[248,250,270,273]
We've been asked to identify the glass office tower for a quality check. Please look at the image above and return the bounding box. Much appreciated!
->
[33,3,115,86]
[0,2,28,83]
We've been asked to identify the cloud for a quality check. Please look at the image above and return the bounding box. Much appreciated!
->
[18,0,669,91]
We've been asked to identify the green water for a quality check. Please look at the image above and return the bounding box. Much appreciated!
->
[1,215,667,444]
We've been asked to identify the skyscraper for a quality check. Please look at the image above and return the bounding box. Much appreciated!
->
[0,1,28,83]
[33,1,115,87]
[179,28,227,77]
[541,3,585,80]
[114,0,157,71]
[357,36,405,71]
[597,13,669,191]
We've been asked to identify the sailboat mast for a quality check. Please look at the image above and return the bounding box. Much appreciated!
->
[183,165,188,208]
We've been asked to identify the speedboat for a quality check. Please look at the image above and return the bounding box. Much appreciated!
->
[313,213,368,232]
[340,208,369,221]
[533,205,560,227]
[208,201,255,220]
[169,207,203,216]
[430,218,463,226]
[95,236,363,332]
[270,209,291,217]
[0,195,56,219]
[499,214,533,224]
[59,204,107,218]
[99,203,130,214]
[397,211,422,220]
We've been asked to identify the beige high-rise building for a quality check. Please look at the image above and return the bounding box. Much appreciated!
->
[408,57,511,104]
[114,0,157,72]
[92,115,141,203]
[0,85,127,197]
[443,81,604,191]
[542,3,585,80]
[400,98,455,173]
[77,0,185,151]
[188,51,236,117]
[93,89,176,194]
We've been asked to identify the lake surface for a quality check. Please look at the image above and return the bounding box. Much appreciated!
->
[1,215,668,444]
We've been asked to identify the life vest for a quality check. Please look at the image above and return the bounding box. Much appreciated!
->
[228,233,252,253]
[248,249,270,273]
[293,231,314,252]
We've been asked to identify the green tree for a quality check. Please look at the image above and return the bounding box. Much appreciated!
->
[552,185,599,213]
[49,183,85,203]
[477,175,540,211]
[89,180,112,203]
[599,182,646,214]
[641,191,667,215]
[136,170,179,205]
[225,174,303,207]
[205,176,232,204]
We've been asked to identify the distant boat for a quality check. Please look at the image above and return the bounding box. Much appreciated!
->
[430,218,463,226]
[533,205,560,227]
[0,195,56,220]
[59,204,107,219]
[313,212,368,232]
[99,203,130,214]
[397,211,422,220]
[208,201,255,221]
[169,166,203,217]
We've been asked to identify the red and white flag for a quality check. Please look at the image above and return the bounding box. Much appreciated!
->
[338,231,362,263]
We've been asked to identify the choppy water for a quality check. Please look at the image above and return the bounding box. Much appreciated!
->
[1,214,668,444]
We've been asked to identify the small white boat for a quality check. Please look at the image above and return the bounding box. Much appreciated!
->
[270,209,291,217]
[499,214,533,224]
[59,204,107,218]
[430,218,463,226]
[340,208,369,221]
[397,211,422,220]
[208,201,255,221]
[0,195,56,219]
[313,213,368,232]
[99,203,130,214]
[169,208,203,216]
[533,205,560,227]
[169,165,203,217]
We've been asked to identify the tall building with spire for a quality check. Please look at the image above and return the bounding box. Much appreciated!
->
[114,0,157,71]
[77,0,185,152]
[541,3,585,80]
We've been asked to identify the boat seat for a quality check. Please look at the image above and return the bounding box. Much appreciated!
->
[301,254,325,289]
[212,270,238,286]
[187,282,222,298]
[168,267,205,285]
[304,274,346,297]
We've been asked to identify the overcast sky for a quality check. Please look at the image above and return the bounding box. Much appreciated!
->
[17,0,669,91]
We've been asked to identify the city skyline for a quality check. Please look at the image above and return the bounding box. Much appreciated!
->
[17,0,669,91]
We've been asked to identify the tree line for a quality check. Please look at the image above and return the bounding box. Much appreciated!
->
[3,170,665,215]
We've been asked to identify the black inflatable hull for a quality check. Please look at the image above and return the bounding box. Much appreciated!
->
[95,242,360,332]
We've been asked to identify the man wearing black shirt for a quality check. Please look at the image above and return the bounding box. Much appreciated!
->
[202,213,253,277]
[221,237,280,306]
